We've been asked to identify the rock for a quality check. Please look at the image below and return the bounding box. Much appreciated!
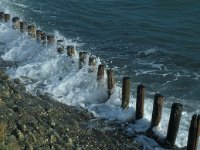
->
[7,141,21,150]
[27,132,36,143]
[63,137,74,149]
[14,78,21,84]
[7,134,17,142]
[6,135,21,150]
[68,137,73,146]
[0,86,10,97]
[2,74,10,81]
[25,144,33,150]
[12,93,22,100]
[52,131,61,142]
[50,119,56,127]
[17,120,27,132]
[0,98,6,107]
[54,144,65,150]
[14,129,24,140]
[50,134,57,144]
[0,122,7,141]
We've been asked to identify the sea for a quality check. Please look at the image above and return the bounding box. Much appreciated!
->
[0,0,200,149]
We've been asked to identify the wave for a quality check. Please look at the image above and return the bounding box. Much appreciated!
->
[0,2,199,150]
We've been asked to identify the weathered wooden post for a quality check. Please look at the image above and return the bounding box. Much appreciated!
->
[166,103,183,146]
[0,12,4,21]
[36,30,43,41]
[27,25,36,38]
[12,17,20,29]
[89,56,96,72]
[57,40,64,53]
[107,69,115,98]
[136,84,145,120]
[79,52,88,69]
[41,32,46,44]
[67,46,75,57]
[20,21,27,32]
[121,77,131,109]
[4,14,10,22]
[97,64,104,81]
[151,94,164,128]
[47,35,55,44]
[187,114,200,150]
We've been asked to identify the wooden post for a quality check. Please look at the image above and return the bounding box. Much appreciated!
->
[27,25,36,38]
[79,52,88,69]
[166,103,183,146]
[67,46,75,57]
[89,56,96,72]
[107,69,115,98]
[187,114,200,150]
[12,17,20,29]
[20,21,27,32]
[136,84,145,120]
[97,65,104,81]
[151,94,164,128]
[41,32,46,44]
[57,40,64,53]
[47,35,55,44]
[36,30,43,41]
[0,12,4,21]
[4,14,10,22]
[121,77,131,109]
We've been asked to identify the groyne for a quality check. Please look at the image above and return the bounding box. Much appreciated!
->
[0,12,199,150]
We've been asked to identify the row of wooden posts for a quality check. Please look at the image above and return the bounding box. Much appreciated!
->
[0,12,199,150]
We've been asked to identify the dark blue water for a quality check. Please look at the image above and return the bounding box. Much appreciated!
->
[1,0,200,148]
[2,0,200,108]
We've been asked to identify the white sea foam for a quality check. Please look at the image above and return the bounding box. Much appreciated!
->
[0,6,199,150]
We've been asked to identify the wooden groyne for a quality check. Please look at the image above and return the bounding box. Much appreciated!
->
[0,12,199,150]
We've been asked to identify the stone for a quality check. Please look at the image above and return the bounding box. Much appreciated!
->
[50,119,56,127]
[0,98,6,107]
[14,78,21,84]
[17,120,27,132]
[50,135,57,144]
[14,129,24,140]
[54,144,65,150]
[25,144,33,150]
[26,132,36,143]
[7,141,21,150]
[0,123,7,141]
[68,138,73,146]
[12,93,22,100]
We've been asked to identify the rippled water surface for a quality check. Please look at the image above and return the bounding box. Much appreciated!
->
[0,0,200,149]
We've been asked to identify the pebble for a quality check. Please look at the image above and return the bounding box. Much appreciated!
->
[50,135,57,144]
[14,78,21,84]
[15,129,24,140]
[17,120,27,131]
[50,119,56,127]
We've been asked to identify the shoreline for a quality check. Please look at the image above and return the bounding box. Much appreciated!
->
[0,11,198,149]
[0,63,141,150]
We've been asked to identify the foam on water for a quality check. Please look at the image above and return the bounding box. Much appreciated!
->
[0,5,199,150]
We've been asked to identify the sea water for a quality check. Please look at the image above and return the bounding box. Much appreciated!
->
[0,0,200,149]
